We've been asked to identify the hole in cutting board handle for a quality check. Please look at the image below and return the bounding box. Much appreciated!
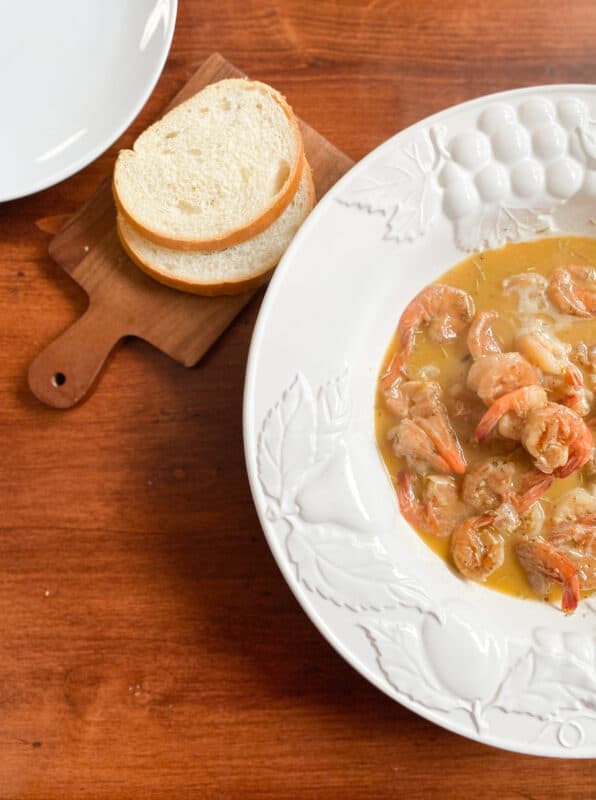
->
[52,372,66,387]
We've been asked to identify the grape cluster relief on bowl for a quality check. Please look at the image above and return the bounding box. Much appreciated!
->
[256,369,596,751]
[339,96,596,250]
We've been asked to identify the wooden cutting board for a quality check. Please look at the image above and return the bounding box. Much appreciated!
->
[28,52,353,409]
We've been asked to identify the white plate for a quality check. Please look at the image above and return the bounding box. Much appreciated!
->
[0,0,177,202]
[244,85,596,758]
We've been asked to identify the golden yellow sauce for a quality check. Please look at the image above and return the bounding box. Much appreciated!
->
[376,235,596,602]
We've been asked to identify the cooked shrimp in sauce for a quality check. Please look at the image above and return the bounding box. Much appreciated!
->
[376,236,596,613]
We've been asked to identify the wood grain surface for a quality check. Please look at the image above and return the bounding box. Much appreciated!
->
[2,1,596,797]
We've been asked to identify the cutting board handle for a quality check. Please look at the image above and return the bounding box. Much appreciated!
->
[28,304,123,408]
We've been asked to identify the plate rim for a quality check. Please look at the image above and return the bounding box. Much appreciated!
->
[0,0,178,203]
[243,83,596,758]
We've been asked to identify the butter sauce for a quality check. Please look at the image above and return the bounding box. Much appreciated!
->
[376,236,596,602]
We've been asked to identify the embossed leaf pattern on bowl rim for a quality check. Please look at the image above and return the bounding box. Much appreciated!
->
[243,85,596,758]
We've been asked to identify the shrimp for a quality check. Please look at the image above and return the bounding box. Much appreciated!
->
[397,470,464,536]
[562,386,594,418]
[394,380,443,418]
[516,539,580,612]
[542,490,596,592]
[548,265,596,317]
[567,344,596,410]
[397,284,475,356]
[462,459,516,510]
[548,487,596,555]
[515,325,590,414]
[467,310,502,360]
[467,353,539,406]
[475,385,548,442]
[516,328,583,391]
[387,382,467,474]
[381,353,405,396]
[550,514,596,551]
[521,403,594,477]
[552,486,596,527]
[570,343,596,398]
[548,511,596,592]
[451,515,505,581]
[390,419,452,474]
[383,285,474,390]
[517,328,575,377]
[462,458,553,514]
[383,370,440,417]
[381,372,407,419]
[571,342,596,372]
[517,501,546,539]
[514,470,555,514]
[491,503,521,535]
[584,447,596,479]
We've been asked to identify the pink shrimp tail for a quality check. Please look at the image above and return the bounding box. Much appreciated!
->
[441,447,467,475]
[475,386,546,443]
[417,419,467,475]
[561,364,585,409]
[556,454,589,478]
[554,419,593,478]
[566,363,584,388]
[381,353,406,390]
[517,539,580,613]
[397,295,423,356]
[562,573,581,614]
[397,470,423,528]
[548,268,592,317]
[550,513,596,546]
[475,402,504,441]
[514,473,554,514]
[475,388,523,441]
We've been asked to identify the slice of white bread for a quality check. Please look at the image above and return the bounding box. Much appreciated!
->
[113,79,304,252]
[117,161,315,296]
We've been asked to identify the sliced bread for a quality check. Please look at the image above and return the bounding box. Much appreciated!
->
[117,161,315,296]
[113,79,304,252]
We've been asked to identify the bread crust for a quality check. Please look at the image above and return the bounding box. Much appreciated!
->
[116,162,315,296]
[113,79,304,252]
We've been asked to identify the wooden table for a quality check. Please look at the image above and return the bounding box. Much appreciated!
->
[2,1,596,796]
